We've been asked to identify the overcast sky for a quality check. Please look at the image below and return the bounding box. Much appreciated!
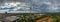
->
[0,0,60,13]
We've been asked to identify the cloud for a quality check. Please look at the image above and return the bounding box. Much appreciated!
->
[0,0,60,13]
[31,0,60,13]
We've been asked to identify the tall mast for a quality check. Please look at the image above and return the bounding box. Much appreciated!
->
[30,0,32,16]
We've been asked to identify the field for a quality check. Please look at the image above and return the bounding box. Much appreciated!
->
[0,13,60,22]
[9,13,60,22]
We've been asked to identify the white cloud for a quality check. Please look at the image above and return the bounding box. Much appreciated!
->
[43,2,51,5]
[0,0,60,13]
[47,5,59,12]
[17,7,21,9]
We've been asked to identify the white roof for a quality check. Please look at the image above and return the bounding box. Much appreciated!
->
[5,16,19,21]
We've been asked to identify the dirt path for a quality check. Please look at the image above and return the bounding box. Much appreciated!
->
[36,17,49,22]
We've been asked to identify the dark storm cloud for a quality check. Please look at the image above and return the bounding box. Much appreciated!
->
[0,0,60,13]
[1,0,31,3]
[0,0,4,3]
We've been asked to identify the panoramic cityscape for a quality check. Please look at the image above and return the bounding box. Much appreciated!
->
[0,0,60,22]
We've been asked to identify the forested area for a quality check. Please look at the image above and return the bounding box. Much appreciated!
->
[13,13,60,22]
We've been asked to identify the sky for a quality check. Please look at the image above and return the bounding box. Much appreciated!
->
[0,0,60,13]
